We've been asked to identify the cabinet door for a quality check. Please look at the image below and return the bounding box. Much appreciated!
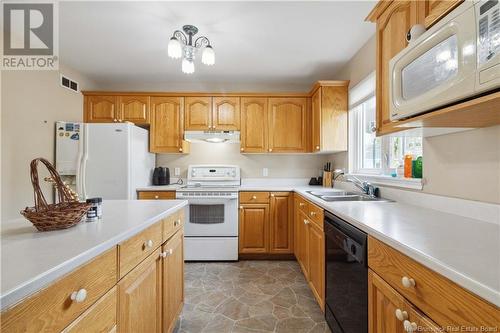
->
[368,269,407,333]
[268,98,307,153]
[117,249,162,333]
[296,210,310,278]
[150,97,185,153]
[185,97,212,130]
[307,221,325,310]
[240,97,268,153]
[85,95,119,123]
[311,89,321,152]
[375,1,419,135]
[239,204,269,254]
[422,0,463,28]
[119,95,150,124]
[269,192,293,254]
[212,97,240,131]
[162,231,184,333]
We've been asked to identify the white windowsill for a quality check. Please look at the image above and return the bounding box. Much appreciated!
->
[346,173,424,190]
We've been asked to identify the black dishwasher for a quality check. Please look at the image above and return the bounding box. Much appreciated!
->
[324,211,368,333]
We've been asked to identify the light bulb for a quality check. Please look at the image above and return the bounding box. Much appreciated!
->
[182,58,195,74]
[201,45,215,66]
[167,37,182,59]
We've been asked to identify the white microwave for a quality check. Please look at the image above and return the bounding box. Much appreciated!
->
[390,0,500,121]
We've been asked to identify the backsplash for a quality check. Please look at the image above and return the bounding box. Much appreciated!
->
[156,142,330,179]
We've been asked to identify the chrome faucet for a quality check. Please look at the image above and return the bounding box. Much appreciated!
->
[345,175,377,197]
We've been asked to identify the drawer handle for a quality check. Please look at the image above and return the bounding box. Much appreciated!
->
[310,211,316,217]
[303,219,310,225]
[270,194,275,197]
[70,289,87,303]
[403,320,417,332]
[252,195,257,200]
[316,145,320,150]
[299,203,305,207]
[240,147,245,152]
[240,206,243,210]
[160,249,173,258]
[174,219,181,227]
[154,195,159,199]
[395,309,408,321]
[401,276,416,288]
[144,239,154,249]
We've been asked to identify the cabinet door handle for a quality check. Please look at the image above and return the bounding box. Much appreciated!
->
[179,147,183,152]
[310,211,316,217]
[240,147,245,152]
[240,206,243,210]
[403,320,417,332]
[401,276,416,288]
[270,194,275,197]
[160,249,173,258]
[174,219,181,227]
[144,239,154,249]
[154,195,159,199]
[395,309,408,321]
[70,289,87,303]
[268,148,273,152]
[303,219,309,225]
[315,145,320,150]
[299,203,306,207]
[252,195,257,200]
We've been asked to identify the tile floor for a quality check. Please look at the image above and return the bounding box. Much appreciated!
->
[174,260,331,333]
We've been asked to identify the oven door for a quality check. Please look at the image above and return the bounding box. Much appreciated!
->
[183,198,238,237]
[389,1,476,120]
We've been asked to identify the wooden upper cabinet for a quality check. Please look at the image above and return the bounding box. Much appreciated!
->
[422,0,463,28]
[268,98,307,153]
[150,96,186,153]
[269,192,293,254]
[240,97,269,153]
[85,95,119,123]
[117,249,162,333]
[239,203,270,254]
[118,95,150,125]
[184,97,212,130]
[311,83,348,152]
[212,97,240,131]
[368,0,419,136]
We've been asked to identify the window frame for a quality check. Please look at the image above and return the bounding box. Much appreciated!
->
[347,72,423,190]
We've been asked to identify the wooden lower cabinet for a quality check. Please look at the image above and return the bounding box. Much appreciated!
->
[368,270,441,333]
[239,203,270,254]
[307,221,325,310]
[62,287,117,333]
[137,191,176,200]
[294,195,325,310]
[162,231,184,333]
[117,248,163,333]
[269,192,293,254]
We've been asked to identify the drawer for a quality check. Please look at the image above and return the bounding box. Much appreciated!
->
[240,191,270,204]
[295,195,309,214]
[306,201,323,229]
[368,236,499,328]
[119,222,162,278]
[137,191,176,200]
[1,248,117,333]
[62,286,117,333]
[163,209,185,242]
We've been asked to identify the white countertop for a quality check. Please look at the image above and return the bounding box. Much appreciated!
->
[0,199,187,311]
[292,187,500,307]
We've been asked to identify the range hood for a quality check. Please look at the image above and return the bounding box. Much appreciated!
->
[184,130,240,143]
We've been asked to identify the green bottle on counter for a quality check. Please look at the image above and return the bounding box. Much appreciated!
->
[412,156,423,178]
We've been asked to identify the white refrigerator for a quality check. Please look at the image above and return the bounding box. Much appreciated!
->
[55,121,155,200]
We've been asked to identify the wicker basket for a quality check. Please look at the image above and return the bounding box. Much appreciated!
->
[20,158,91,231]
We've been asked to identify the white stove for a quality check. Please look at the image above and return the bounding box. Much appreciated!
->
[177,165,240,261]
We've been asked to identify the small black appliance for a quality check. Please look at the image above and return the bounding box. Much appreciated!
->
[152,167,170,185]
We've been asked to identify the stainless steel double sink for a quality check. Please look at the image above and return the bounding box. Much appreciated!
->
[306,190,393,202]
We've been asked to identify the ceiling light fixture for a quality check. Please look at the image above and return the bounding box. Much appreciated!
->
[167,25,215,74]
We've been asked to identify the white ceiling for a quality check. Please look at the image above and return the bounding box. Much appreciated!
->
[60,1,376,92]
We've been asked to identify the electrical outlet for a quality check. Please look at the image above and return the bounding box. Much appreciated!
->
[263,168,269,177]
[174,167,180,176]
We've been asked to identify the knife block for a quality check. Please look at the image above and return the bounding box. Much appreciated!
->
[322,171,332,188]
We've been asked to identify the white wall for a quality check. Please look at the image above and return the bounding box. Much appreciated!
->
[1,65,98,221]
[330,35,500,204]
[157,143,329,180]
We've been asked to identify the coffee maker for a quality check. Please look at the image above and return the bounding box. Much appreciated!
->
[152,167,170,185]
